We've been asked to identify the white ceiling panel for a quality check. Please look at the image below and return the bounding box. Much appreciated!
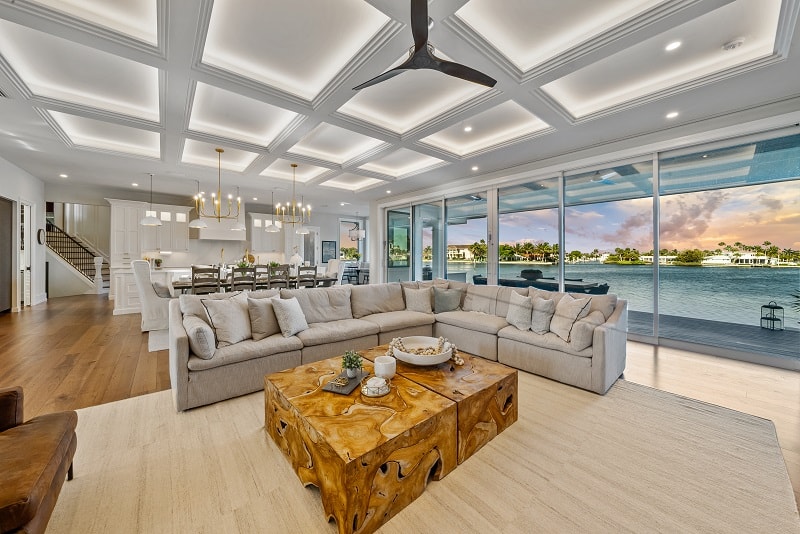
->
[541,0,782,118]
[455,0,663,72]
[359,148,445,177]
[202,0,389,100]
[32,0,158,45]
[288,123,385,164]
[320,173,384,191]
[420,100,550,156]
[260,158,329,183]
[189,82,299,147]
[181,139,258,173]
[48,110,160,158]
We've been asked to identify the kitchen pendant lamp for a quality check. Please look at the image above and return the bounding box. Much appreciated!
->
[188,180,208,229]
[139,173,162,226]
[265,191,281,233]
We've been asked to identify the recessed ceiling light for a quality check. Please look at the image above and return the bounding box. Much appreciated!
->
[666,111,679,119]
[463,126,473,132]
[252,197,258,201]
[665,41,681,51]
[386,190,391,194]
[702,154,708,158]
[340,201,350,206]
[131,182,139,187]
[59,173,68,178]
[471,166,479,171]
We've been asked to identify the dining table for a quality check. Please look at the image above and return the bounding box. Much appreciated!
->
[171,275,338,294]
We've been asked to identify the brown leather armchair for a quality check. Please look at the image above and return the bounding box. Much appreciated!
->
[0,387,77,534]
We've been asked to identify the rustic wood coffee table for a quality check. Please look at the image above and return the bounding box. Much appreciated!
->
[362,345,518,463]
[264,356,458,534]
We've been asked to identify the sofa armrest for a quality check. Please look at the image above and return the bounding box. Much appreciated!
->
[590,299,628,394]
[169,299,191,411]
[0,386,24,431]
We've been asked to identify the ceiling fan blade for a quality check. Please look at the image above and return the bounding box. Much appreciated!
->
[352,68,408,91]
[410,0,429,52]
[438,60,497,88]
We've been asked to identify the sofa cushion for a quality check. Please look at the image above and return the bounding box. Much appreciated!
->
[505,291,532,330]
[201,292,252,347]
[529,288,566,305]
[0,411,77,532]
[580,293,618,321]
[360,310,435,332]
[495,286,529,318]
[296,318,379,347]
[433,287,463,313]
[531,297,556,335]
[179,291,237,325]
[570,310,607,351]
[462,285,499,314]
[187,334,303,371]
[550,294,592,341]
[246,289,280,300]
[435,310,509,335]
[183,315,216,359]
[403,287,432,314]
[418,279,449,289]
[498,325,593,358]
[350,283,405,318]
[281,286,352,324]
[272,297,309,337]
[247,297,281,341]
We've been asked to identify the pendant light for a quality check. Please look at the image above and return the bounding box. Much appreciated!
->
[188,180,208,229]
[140,173,162,226]
[265,191,281,233]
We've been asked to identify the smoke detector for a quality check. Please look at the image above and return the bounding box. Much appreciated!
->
[722,38,745,51]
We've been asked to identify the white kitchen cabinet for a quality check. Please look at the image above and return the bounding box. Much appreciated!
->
[107,199,143,268]
[249,213,283,254]
[141,207,191,252]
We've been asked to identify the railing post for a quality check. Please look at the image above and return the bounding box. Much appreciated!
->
[93,256,103,293]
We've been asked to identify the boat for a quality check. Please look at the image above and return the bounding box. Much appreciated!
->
[472,271,610,295]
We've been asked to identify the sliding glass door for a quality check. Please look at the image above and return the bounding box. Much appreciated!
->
[386,208,411,282]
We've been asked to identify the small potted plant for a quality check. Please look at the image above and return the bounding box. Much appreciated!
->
[153,258,163,269]
[342,350,362,378]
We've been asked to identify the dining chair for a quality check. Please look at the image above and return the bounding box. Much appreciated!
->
[131,260,174,331]
[253,264,271,290]
[230,266,256,292]
[267,264,291,289]
[191,265,221,295]
[296,265,318,288]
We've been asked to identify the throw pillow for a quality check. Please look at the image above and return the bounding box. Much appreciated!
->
[404,287,433,314]
[570,311,606,351]
[201,292,252,348]
[152,282,172,298]
[433,287,462,313]
[271,297,309,337]
[182,315,215,359]
[550,293,592,341]
[530,297,556,334]
[179,292,238,325]
[247,297,281,341]
[505,291,533,330]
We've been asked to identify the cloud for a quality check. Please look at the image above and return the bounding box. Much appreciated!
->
[659,190,728,248]
[758,194,783,211]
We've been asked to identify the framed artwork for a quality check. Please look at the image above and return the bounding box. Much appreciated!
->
[322,240,337,263]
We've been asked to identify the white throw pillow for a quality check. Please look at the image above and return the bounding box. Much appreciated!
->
[183,315,215,359]
[201,292,252,347]
[247,297,281,341]
[271,297,309,337]
[550,294,592,341]
[570,310,606,351]
[530,297,556,334]
[505,291,532,330]
[404,287,433,314]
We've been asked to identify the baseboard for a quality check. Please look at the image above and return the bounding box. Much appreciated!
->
[32,293,48,306]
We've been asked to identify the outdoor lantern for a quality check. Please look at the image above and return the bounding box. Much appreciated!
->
[760,301,784,331]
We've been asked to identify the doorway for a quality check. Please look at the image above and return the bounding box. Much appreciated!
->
[0,196,11,312]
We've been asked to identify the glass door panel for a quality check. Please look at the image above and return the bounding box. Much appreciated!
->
[413,201,443,280]
[445,193,487,283]
[387,208,411,282]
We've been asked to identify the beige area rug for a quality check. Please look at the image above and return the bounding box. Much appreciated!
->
[147,329,168,352]
[49,375,799,533]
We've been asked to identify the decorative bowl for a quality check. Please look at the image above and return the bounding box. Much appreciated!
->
[360,375,391,397]
[391,336,452,366]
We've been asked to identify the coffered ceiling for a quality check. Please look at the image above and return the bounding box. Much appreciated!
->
[0,0,798,215]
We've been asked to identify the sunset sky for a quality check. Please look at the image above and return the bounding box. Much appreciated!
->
[446,181,799,253]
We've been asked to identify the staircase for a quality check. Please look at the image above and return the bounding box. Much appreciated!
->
[45,222,110,291]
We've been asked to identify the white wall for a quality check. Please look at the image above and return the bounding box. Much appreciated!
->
[63,203,111,256]
[0,156,46,308]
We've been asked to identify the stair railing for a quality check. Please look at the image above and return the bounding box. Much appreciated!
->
[45,221,100,283]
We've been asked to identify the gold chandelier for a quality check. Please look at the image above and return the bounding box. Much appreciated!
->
[194,148,241,222]
[275,163,311,231]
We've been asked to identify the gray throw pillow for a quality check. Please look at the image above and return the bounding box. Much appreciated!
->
[550,293,592,341]
[530,297,556,334]
[271,297,309,337]
[506,291,532,330]
[404,287,433,314]
[247,297,281,341]
[201,292,252,347]
[433,287,462,313]
[182,315,215,359]
[570,310,606,351]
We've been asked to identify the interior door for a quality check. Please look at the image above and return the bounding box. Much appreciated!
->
[19,202,31,307]
[0,197,12,313]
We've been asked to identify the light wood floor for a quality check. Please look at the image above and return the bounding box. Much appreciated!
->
[1,294,797,506]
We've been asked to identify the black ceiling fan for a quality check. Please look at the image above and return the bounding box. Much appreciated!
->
[353,0,497,91]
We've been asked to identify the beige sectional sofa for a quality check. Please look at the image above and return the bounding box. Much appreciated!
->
[169,279,627,411]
